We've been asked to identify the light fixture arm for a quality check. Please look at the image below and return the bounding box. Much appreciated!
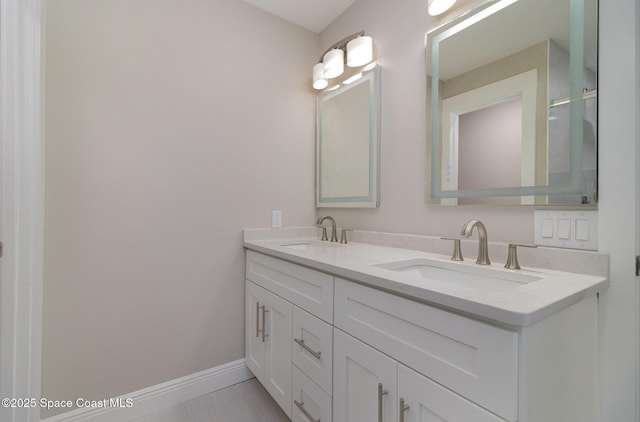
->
[317,30,365,63]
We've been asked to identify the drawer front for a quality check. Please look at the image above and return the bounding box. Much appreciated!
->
[334,278,518,422]
[292,366,332,422]
[246,251,334,322]
[292,306,333,395]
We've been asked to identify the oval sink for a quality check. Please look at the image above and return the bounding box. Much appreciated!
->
[376,258,543,291]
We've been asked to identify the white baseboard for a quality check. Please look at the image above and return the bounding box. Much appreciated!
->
[40,359,253,422]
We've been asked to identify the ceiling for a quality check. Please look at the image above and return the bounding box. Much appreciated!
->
[241,0,357,33]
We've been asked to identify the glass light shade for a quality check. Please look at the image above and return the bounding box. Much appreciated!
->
[428,0,456,16]
[346,36,373,67]
[312,63,328,90]
[323,48,344,79]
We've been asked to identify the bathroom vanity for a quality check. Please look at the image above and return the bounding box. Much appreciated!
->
[243,228,608,422]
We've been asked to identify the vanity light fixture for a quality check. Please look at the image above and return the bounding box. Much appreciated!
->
[323,48,345,79]
[312,63,328,90]
[312,30,373,90]
[428,0,457,16]
[346,35,373,67]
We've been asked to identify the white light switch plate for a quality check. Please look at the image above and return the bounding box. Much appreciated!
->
[534,210,598,250]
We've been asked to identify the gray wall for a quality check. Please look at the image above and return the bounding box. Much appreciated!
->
[43,0,317,417]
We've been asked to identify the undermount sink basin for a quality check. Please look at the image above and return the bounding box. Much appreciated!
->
[376,258,543,291]
[280,241,341,251]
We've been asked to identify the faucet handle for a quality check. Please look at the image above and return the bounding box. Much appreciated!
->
[441,237,464,261]
[340,229,353,244]
[504,243,537,270]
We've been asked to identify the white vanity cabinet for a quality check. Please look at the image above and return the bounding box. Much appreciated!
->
[245,280,292,417]
[333,328,503,422]
[333,278,598,422]
[334,278,518,421]
[245,251,335,421]
[245,249,599,422]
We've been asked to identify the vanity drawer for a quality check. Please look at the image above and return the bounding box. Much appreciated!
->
[292,366,332,422]
[334,278,518,422]
[246,251,334,322]
[292,306,333,395]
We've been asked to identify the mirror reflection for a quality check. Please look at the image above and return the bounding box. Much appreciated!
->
[428,0,597,205]
[316,66,380,208]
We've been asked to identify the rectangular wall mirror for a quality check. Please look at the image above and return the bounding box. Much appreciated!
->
[427,0,597,205]
[316,66,381,208]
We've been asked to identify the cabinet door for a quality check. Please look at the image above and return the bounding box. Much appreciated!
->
[245,281,293,418]
[263,287,293,418]
[245,280,267,380]
[334,329,397,422]
[397,364,503,422]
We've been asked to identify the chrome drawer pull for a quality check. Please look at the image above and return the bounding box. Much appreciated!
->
[294,338,322,359]
[294,399,320,422]
[378,382,388,422]
[261,307,269,342]
[399,398,410,422]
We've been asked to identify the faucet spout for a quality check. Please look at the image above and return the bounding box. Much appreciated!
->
[317,215,338,242]
[460,219,490,265]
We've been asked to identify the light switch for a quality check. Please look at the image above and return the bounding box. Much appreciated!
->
[541,218,554,238]
[558,218,571,239]
[534,210,598,250]
[575,219,590,241]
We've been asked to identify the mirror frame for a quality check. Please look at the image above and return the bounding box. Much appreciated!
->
[427,0,595,202]
[316,66,381,208]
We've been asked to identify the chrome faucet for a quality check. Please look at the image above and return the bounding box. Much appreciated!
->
[317,216,338,242]
[460,219,490,265]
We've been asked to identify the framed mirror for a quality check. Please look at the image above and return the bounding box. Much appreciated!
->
[316,66,381,208]
[427,0,597,205]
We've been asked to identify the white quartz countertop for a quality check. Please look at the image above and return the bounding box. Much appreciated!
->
[243,236,609,327]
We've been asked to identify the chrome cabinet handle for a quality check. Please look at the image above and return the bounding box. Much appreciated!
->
[261,307,269,342]
[257,303,267,340]
[399,398,410,422]
[294,338,321,359]
[255,302,261,338]
[377,383,388,422]
[294,399,320,422]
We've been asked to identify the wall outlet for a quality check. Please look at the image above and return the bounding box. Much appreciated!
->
[271,210,282,228]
